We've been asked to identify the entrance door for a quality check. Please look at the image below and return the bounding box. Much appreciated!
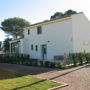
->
[41,44,47,60]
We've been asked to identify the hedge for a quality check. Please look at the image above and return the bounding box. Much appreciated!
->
[0,52,90,69]
[0,54,65,69]
[68,52,90,66]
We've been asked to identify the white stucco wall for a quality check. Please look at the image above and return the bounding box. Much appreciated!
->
[18,13,90,60]
[72,13,90,52]
[24,18,73,60]
[19,38,30,54]
[19,39,24,54]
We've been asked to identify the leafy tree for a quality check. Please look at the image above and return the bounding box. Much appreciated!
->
[50,9,77,19]
[1,17,30,39]
[50,12,63,19]
[64,9,77,16]
[3,38,12,53]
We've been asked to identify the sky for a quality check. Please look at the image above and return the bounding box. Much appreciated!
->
[0,0,90,41]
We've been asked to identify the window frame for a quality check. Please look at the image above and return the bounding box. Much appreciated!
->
[31,44,33,50]
[35,45,38,51]
[28,29,30,35]
[37,26,42,34]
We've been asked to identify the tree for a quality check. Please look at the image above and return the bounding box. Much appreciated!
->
[64,9,77,16]
[1,17,30,39]
[3,38,12,53]
[50,12,63,19]
[50,9,77,20]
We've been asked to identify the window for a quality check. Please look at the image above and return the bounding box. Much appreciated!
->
[22,34,24,38]
[28,29,30,35]
[35,45,38,51]
[37,26,42,34]
[31,44,33,50]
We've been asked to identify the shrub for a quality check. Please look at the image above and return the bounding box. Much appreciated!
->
[28,59,38,66]
[44,61,50,67]
[57,62,61,69]
[57,62,65,69]
[69,53,78,66]
[85,53,90,63]
[49,62,56,68]
[78,53,84,65]
[0,52,89,69]
[32,60,38,66]
[28,59,33,66]
[68,52,90,66]
[39,61,44,67]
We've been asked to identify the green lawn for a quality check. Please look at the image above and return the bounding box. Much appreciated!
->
[0,69,62,90]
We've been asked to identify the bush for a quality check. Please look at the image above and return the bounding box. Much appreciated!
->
[44,61,50,67]
[49,62,56,68]
[85,53,90,63]
[69,53,77,66]
[0,52,89,69]
[57,62,65,69]
[39,61,44,67]
[32,60,38,66]
[68,52,90,66]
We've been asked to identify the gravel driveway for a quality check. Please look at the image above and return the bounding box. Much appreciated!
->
[0,63,90,90]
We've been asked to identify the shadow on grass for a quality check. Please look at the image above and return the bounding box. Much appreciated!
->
[0,68,24,80]
[12,79,46,90]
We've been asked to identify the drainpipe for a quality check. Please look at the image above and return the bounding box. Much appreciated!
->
[10,42,11,55]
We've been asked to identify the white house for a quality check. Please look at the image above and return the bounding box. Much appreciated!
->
[10,12,90,61]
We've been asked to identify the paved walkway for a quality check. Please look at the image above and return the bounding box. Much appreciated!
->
[0,63,90,90]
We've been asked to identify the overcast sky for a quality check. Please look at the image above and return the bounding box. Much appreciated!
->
[0,0,90,41]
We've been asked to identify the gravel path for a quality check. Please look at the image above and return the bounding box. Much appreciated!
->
[0,63,90,90]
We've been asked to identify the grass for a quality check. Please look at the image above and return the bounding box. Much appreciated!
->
[0,69,62,90]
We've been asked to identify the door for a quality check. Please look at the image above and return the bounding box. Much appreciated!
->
[41,44,47,60]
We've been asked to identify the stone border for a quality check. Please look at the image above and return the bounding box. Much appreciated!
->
[47,80,68,90]
[33,76,68,90]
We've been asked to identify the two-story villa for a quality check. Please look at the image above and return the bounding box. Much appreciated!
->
[9,12,90,61]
